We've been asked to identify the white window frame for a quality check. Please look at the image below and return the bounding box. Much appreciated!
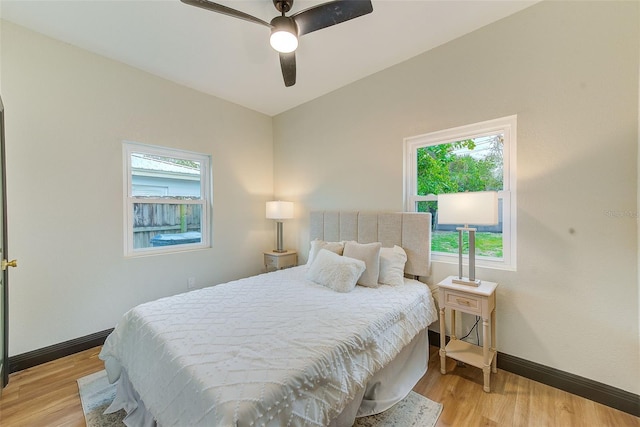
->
[123,141,212,257]
[404,115,517,271]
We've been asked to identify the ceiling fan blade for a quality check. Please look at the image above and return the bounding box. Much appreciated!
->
[291,0,373,36]
[279,52,296,87]
[181,0,272,28]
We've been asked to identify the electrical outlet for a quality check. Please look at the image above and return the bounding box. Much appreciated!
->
[187,277,196,289]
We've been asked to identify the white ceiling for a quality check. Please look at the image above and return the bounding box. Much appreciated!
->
[1,0,537,116]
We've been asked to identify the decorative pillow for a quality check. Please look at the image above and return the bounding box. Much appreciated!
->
[306,249,365,293]
[342,241,382,288]
[378,245,408,286]
[307,239,344,265]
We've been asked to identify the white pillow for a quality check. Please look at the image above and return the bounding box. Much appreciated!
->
[342,241,382,288]
[307,239,344,265]
[379,245,408,286]
[306,249,365,293]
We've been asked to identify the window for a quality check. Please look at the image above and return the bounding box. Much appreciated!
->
[404,116,517,270]
[123,141,211,256]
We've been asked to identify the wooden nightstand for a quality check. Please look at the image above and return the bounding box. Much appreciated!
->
[438,275,498,392]
[264,251,297,272]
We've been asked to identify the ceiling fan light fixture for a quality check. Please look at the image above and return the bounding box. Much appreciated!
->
[270,16,298,53]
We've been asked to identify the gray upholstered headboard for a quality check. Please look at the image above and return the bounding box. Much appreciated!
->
[309,211,432,278]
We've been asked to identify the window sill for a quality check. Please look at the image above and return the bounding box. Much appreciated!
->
[432,254,516,272]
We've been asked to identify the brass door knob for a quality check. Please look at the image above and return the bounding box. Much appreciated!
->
[1,259,17,270]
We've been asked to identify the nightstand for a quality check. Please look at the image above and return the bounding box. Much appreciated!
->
[264,251,297,272]
[438,275,498,392]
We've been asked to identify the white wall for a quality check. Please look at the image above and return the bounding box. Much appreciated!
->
[273,1,639,394]
[1,21,275,355]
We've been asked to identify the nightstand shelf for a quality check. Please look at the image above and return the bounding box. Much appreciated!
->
[444,338,496,369]
[438,275,498,392]
[264,251,297,272]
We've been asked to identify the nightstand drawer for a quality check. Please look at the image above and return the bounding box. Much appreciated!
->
[264,251,297,272]
[265,256,278,269]
[443,290,481,315]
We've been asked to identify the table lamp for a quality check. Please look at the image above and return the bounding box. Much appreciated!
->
[266,201,294,253]
[437,191,498,286]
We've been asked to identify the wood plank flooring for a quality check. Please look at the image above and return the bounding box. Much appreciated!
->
[0,345,637,426]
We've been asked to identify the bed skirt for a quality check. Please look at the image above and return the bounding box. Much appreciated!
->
[106,329,429,427]
[330,328,429,426]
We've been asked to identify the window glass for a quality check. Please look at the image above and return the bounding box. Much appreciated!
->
[124,142,211,256]
[415,135,504,258]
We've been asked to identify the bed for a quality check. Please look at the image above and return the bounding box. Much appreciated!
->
[99,211,438,426]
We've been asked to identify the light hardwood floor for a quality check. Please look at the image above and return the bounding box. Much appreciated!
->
[0,345,637,426]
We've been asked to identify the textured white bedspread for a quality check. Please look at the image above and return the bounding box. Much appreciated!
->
[99,266,438,427]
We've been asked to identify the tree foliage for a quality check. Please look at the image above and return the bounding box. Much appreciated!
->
[417,136,503,196]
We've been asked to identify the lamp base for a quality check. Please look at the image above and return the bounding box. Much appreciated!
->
[272,249,288,253]
[452,277,481,287]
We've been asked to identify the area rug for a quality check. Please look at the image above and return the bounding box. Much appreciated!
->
[78,370,443,427]
[352,391,443,427]
[77,370,126,427]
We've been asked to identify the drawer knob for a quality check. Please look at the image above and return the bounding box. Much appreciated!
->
[456,298,470,305]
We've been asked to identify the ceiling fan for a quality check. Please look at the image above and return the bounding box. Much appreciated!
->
[181,0,374,87]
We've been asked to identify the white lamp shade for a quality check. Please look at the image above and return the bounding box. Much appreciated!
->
[266,201,294,220]
[437,191,498,225]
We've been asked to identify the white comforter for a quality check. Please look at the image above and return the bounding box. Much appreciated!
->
[99,266,438,427]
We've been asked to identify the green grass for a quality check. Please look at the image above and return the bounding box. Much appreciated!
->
[432,230,503,258]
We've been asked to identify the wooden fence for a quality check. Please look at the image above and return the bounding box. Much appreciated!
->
[133,203,201,249]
